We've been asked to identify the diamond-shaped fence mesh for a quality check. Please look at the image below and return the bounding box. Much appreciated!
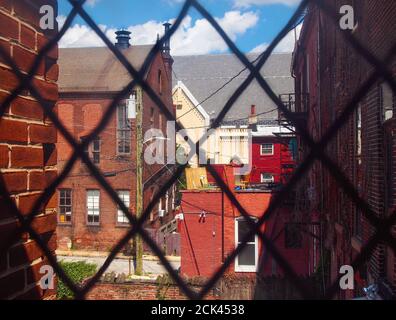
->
[0,0,395,300]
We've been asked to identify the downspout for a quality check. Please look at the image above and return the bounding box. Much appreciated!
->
[317,8,326,294]
[222,191,225,263]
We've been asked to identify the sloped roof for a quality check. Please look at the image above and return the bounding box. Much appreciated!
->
[173,53,294,124]
[58,45,154,93]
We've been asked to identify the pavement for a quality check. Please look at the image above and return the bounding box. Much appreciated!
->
[56,250,180,276]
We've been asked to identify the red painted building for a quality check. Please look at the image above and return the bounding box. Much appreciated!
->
[56,30,178,252]
[179,166,309,278]
[249,126,296,186]
[293,1,396,299]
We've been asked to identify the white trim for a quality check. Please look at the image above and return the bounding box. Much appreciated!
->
[234,217,258,272]
[172,81,211,127]
[260,143,274,156]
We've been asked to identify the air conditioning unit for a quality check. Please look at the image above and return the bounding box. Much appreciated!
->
[158,209,165,218]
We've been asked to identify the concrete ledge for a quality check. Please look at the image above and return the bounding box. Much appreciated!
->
[55,250,181,262]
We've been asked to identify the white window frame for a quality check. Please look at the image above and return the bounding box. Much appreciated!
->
[165,190,169,215]
[260,143,274,156]
[117,104,131,155]
[59,189,72,224]
[235,217,258,272]
[380,82,393,122]
[261,173,275,183]
[117,190,130,224]
[87,190,100,225]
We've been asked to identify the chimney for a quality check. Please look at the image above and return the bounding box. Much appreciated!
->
[115,30,131,49]
[161,22,174,85]
[162,22,171,55]
[248,104,258,131]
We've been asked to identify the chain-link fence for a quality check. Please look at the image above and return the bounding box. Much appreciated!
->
[1,0,396,300]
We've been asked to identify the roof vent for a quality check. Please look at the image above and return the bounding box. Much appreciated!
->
[115,30,131,49]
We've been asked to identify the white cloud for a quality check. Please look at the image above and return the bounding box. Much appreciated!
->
[250,42,268,53]
[86,0,100,7]
[234,0,301,8]
[58,11,259,56]
[250,23,302,53]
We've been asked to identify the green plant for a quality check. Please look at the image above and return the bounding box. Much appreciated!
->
[57,261,97,300]
[156,274,173,300]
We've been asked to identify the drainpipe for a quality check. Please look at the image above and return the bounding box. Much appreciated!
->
[222,191,225,263]
[317,8,326,293]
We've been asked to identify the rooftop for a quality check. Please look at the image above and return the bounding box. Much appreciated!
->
[173,52,294,123]
[58,45,154,93]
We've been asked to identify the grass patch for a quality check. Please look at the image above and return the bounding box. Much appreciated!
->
[57,261,97,300]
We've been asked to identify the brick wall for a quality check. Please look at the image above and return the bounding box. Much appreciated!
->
[56,49,176,252]
[85,277,218,300]
[0,0,58,299]
[180,166,310,278]
[294,0,396,298]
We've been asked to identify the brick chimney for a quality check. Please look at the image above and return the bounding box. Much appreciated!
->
[248,104,258,131]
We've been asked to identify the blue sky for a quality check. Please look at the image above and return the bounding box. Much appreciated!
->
[58,0,302,55]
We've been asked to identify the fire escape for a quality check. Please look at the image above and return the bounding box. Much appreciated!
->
[274,93,309,207]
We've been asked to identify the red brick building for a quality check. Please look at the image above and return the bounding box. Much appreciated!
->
[179,166,309,278]
[56,31,178,252]
[293,0,396,299]
[0,0,58,299]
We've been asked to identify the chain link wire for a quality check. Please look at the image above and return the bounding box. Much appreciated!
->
[0,0,396,300]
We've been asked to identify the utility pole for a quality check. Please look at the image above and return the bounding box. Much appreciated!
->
[135,88,144,276]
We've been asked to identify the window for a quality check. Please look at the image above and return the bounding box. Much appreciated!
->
[117,104,131,154]
[150,107,155,128]
[356,105,362,165]
[354,105,363,238]
[305,54,310,94]
[87,190,100,225]
[235,217,258,272]
[117,190,130,224]
[165,190,169,215]
[380,82,393,123]
[158,70,163,95]
[261,173,274,183]
[81,136,101,164]
[92,137,101,164]
[82,138,89,158]
[289,138,297,161]
[260,143,274,155]
[159,114,163,132]
[385,127,394,210]
[354,209,363,239]
[176,104,183,110]
[285,223,302,249]
[59,189,72,223]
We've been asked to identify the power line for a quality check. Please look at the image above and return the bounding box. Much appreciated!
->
[175,51,267,122]
[174,21,304,123]
[178,108,279,130]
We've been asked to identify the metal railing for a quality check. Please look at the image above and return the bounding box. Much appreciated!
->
[0,0,395,300]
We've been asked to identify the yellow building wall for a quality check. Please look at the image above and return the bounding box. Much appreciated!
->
[173,84,250,167]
